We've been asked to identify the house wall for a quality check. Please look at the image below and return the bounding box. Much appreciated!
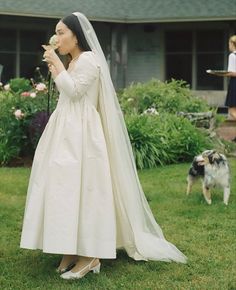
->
[1,15,236,107]
[126,24,164,84]
[123,21,236,86]
[122,21,236,106]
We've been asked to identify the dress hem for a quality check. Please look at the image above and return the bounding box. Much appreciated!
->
[19,245,117,259]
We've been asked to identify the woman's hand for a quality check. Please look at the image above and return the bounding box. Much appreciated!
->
[228,72,236,77]
[47,64,58,79]
[42,45,65,78]
[42,46,60,66]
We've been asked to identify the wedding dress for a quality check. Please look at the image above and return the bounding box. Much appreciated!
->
[20,51,117,258]
[20,12,187,264]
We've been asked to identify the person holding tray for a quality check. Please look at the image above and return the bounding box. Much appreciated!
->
[207,35,236,120]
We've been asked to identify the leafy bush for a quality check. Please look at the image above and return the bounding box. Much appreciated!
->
[0,79,58,165]
[119,79,210,115]
[0,76,221,168]
[126,113,213,169]
[9,78,32,94]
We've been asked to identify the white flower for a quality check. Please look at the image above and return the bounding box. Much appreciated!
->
[4,84,10,91]
[36,83,46,91]
[127,98,134,102]
[49,34,59,49]
[143,107,159,115]
[0,82,3,87]
[14,109,25,120]
[30,92,37,98]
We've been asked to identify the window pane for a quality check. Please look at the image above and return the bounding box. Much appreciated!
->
[166,31,192,52]
[0,53,15,82]
[20,30,47,53]
[197,53,224,90]
[0,29,16,52]
[196,30,224,52]
[20,53,46,79]
[166,54,192,86]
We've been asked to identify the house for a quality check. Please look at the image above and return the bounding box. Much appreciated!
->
[0,0,236,106]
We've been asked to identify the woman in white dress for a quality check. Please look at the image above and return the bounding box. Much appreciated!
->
[20,12,187,280]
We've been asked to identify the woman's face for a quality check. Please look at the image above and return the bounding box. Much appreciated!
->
[55,21,77,55]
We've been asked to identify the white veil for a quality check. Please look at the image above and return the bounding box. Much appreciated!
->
[72,12,187,263]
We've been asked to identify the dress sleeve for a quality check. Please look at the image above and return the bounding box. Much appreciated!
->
[227,53,236,72]
[54,53,99,100]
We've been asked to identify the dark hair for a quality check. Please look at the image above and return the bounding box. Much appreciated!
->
[61,14,91,52]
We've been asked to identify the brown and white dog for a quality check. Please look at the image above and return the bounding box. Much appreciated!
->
[186,150,231,205]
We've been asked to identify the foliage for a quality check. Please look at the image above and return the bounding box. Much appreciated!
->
[126,113,212,169]
[119,79,210,115]
[9,78,32,94]
[0,78,58,165]
[0,76,228,168]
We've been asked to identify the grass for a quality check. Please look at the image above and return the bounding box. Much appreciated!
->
[0,159,235,290]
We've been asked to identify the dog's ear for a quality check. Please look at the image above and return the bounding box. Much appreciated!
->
[210,150,219,162]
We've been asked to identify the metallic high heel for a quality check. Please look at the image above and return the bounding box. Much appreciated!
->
[60,258,101,279]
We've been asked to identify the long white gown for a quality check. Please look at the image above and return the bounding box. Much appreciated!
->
[20,51,117,258]
[20,50,187,263]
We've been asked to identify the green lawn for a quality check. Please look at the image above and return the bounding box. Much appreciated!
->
[0,159,235,290]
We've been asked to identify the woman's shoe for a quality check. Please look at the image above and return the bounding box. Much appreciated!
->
[56,259,78,274]
[60,258,101,280]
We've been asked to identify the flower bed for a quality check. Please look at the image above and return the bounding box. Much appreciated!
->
[0,76,58,165]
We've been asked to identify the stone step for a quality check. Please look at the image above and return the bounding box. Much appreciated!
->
[219,120,236,127]
[216,120,236,141]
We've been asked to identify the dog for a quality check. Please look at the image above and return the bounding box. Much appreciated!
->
[186,150,231,205]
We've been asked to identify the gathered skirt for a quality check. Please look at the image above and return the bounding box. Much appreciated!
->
[20,99,117,259]
[225,77,236,107]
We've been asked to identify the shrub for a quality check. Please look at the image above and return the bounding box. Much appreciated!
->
[9,78,32,94]
[119,79,210,115]
[0,77,220,168]
[0,80,57,165]
[125,113,213,169]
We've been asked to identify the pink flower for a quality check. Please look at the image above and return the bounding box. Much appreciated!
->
[30,92,37,98]
[36,83,46,91]
[14,109,25,120]
[4,84,10,91]
[21,91,31,97]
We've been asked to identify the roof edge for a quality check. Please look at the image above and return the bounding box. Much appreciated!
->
[0,11,235,23]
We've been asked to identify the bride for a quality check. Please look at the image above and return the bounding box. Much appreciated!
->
[20,11,187,280]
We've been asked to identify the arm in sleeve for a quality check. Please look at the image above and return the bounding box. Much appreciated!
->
[227,53,236,72]
[54,54,99,100]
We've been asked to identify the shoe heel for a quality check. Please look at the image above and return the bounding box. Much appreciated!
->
[92,263,101,274]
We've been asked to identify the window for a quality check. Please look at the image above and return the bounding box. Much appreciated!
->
[0,28,47,82]
[165,31,192,86]
[20,30,47,79]
[0,29,16,82]
[196,30,224,90]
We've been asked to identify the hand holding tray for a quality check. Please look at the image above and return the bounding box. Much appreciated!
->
[206,69,229,75]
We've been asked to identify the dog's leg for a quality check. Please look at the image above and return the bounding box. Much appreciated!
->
[186,176,194,195]
[223,187,230,205]
[202,184,212,205]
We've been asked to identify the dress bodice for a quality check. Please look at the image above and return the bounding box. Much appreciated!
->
[54,51,100,109]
